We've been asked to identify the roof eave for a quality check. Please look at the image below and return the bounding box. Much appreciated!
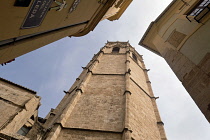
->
[0,77,37,94]
[139,0,178,57]
[139,22,162,57]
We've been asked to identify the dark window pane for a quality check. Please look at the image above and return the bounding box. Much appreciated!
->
[14,0,32,7]
[17,125,31,136]
[112,47,120,53]
[132,53,137,62]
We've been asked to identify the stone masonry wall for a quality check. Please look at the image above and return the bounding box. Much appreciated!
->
[44,42,165,140]
[57,129,122,140]
[65,75,125,132]
[129,80,161,140]
[0,78,40,134]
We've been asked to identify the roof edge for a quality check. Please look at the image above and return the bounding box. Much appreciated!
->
[139,0,178,57]
[108,0,133,21]
[139,22,162,57]
[0,77,37,94]
[154,0,177,23]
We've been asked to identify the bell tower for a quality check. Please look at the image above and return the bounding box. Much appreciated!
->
[43,41,167,140]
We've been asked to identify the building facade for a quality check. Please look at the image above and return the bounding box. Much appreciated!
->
[0,0,132,64]
[139,0,210,122]
[41,42,166,140]
[0,78,41,140]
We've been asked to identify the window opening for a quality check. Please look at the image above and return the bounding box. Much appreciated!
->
[17,125,31,136]
[186,0,210,22]
[30,115,34,121]
[112,47,120,53]
[132,53,137,62]
[14,0,32,7]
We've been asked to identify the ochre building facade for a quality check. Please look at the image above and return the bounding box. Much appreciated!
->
[140,0,210,122]
[0,42,166,140]
[0,0,132,64]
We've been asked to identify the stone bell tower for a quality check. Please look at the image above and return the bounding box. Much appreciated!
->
[42,41,167,140]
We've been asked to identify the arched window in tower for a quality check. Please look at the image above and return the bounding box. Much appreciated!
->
[132,53,138,62]
[112,47,120,53]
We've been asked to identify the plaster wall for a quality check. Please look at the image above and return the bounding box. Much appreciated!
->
[0,24,86,64]
[0,0,101,41]
[180,20,210,65]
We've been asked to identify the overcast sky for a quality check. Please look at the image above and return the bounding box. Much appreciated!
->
[0,0,210,139]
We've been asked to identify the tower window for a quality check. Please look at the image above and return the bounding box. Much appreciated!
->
[132,53,137,62]
[14,0,32,7]
[30,115,34,121]
[112,47,120,53]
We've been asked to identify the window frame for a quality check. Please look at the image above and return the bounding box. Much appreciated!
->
[186,0,210,22]
[132,53,138,62]
[17,125,31,136]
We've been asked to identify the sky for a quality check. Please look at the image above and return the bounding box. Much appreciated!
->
[1,0,210,139]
